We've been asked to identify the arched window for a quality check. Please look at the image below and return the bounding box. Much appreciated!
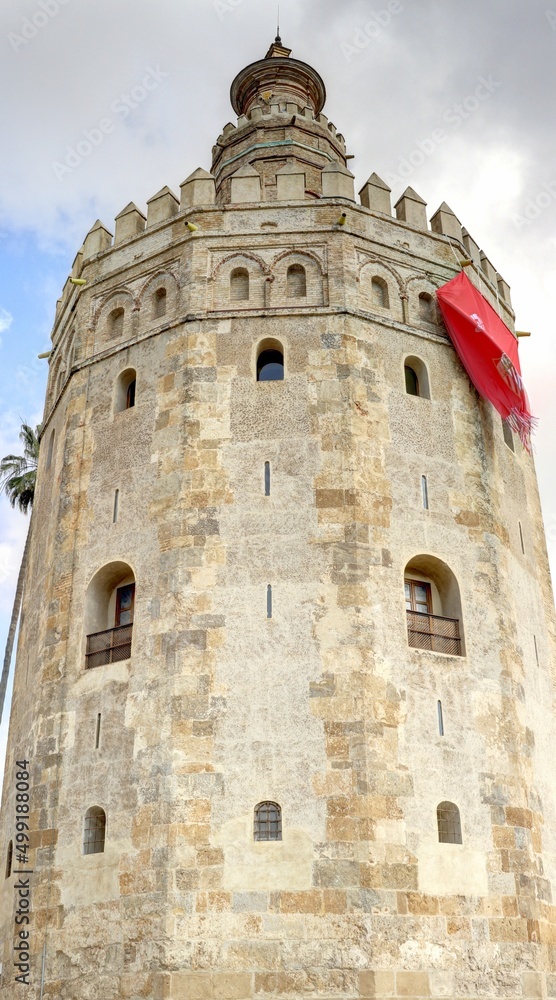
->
[154,288,167,318]
[114,368,137,413]
[46,429,55,471]
[371,276,389,308]
[404,555,464,656]
[437,801,462,844]
[230,268,249,301]
[419,292,435,323]
[83,807,106,855]
[257,341,284,382]
[254,801,282,841]
[109,308,124,339]
[5,840,13,879]
[85,562,135,668]
[287,264,307,298]
[404,356,430,399]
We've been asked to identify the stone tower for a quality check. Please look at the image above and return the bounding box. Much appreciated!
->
[1,38,555,1000]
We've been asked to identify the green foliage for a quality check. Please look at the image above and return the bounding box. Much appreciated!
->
[0,422,40,514]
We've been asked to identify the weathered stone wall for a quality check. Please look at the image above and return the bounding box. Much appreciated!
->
[0,188,554,1000]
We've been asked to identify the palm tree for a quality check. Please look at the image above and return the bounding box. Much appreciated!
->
[0,423,40,724]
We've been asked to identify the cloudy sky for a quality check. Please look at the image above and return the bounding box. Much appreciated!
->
[1,0,555,770]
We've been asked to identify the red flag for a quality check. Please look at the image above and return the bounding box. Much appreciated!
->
[436,271,535,450]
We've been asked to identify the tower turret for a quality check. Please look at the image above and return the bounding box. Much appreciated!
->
[212,40,351,204]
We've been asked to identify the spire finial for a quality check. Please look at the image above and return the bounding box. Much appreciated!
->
[275,6,281,44]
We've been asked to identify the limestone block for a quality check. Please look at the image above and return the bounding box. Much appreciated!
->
[430,201,463,241]
[114,201,146,244]
[394,186,428,229]
[276,161,306,201]
[321,160,355,200]
[180,168,216,210]
[146,185,180,228]
[359,173,392,215]
[396,971,431,996]
[462,227,481,264]
[82,219,112,259]
[230,163,261,203]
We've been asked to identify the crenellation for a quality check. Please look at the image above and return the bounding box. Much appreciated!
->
[147,186,180,227]
[480,250,497,284]
[394,187,428,230]
[114,201,147,245]
[359,174,392,215]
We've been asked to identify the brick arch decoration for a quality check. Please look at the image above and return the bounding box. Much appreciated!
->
[138,270,179,321]
[405,275,443,328]
[93,289,136,349]
[358,257,405,323]
[210,252,270,310]
[269,249,326,308]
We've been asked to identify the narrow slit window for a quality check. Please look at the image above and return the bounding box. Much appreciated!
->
[534,635,539,666]
[5,840,13,879]
[267,584,272,619]
[502,419,515,452]
[421,475,429,510]
[264,462,271,497]
[437,700,444,736]
[113,489,119,523]
[46,429,55,471]
[405,365,420,396]
[95,713,101,749]
[519,521,525,555]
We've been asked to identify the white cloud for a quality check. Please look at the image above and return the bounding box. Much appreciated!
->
[0,307,13,338]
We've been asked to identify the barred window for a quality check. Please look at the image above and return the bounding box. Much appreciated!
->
[83,807,106,855]
[437,801,462,844]
[254,801,282,841]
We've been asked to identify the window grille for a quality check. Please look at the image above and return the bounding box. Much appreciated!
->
[437,801,462,844]
[83,807,106,855]
[254,802,282,841]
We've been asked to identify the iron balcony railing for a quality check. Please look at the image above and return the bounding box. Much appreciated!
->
[85,623,133,668]
[406,610,462,657]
